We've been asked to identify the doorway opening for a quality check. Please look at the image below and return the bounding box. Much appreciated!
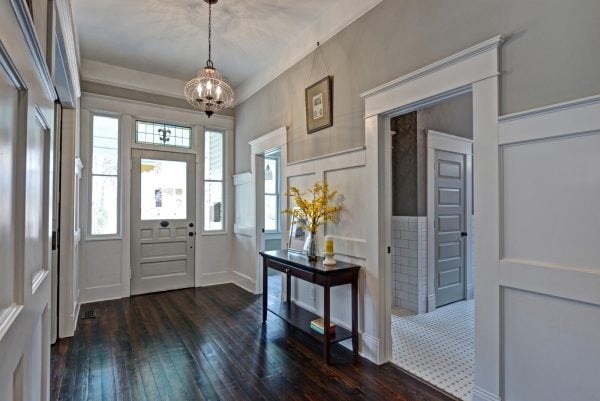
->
[389,93,475,400]
[256,148,284,302]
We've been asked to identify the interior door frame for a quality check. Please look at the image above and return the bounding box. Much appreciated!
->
[426,130,473,312]
[130,148,197,295]
[361,36,503,398]
[249,127,287,295]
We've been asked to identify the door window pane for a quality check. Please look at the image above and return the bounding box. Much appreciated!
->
[204,181,223,231]
[140,159,187,220]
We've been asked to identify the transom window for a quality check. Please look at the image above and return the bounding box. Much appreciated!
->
[136,121,191,148]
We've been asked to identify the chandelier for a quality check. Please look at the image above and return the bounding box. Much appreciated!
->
[184,0,234,117]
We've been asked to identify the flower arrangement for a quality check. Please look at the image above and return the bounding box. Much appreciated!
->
[283,181,341,235]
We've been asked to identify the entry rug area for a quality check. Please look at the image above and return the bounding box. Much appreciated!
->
[391,300,474,401]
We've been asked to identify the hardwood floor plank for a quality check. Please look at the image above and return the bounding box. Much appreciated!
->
[52,285,455,401]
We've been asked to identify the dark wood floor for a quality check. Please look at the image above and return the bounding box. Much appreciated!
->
[51,283,454,401]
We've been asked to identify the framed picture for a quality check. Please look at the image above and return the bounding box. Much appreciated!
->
[305,76,333,134]
[288,207,307,253]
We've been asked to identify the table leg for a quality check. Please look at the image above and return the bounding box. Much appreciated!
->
[351,272,359,356]
[262,258,268,324]
[324,282,331,364]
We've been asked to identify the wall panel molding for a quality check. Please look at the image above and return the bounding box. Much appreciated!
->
[499,94,600,145]
[499,259,600,306]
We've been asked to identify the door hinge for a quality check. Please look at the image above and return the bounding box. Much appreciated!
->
[387,246,391,254]
[129,269,132,280]
[51,230,58,251]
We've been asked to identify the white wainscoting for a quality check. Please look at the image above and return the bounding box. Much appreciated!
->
[284,147,372,357]
[497,95,600,401]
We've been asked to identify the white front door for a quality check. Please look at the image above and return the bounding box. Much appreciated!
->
[0,3,55,398]
[131,149,196,295]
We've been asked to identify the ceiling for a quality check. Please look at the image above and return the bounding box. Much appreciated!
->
[74,0,380,98]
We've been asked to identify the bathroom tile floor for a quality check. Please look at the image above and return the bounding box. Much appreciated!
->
[391,299,474,401]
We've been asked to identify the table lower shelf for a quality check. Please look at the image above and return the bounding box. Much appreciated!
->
[267,301,353,344]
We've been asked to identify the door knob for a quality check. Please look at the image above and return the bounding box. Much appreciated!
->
[189,232,195,237]
[160,220,170,228]
[461,232,468,237]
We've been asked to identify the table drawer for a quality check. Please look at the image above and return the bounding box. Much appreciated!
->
[267,260,315,282]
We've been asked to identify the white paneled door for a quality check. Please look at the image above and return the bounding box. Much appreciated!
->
[0,1,56,400]
[131,150,196,295]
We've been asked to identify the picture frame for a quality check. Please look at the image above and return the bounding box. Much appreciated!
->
[288,207,307,253]
[305,76,333,134]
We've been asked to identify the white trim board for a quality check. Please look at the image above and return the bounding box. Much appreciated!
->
[361,36,503,401]
[362,36,503,117]
[499,94,600,145]
[248,127,288,294]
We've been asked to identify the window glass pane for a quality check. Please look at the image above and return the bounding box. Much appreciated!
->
[91,176,118,235]
[264,158,277,194]
[92,116,119,175]
[140,159,187,220]
[205,131,223,181]
[264,194,278,232]
[93,116,119,140]
[204,181,223,231]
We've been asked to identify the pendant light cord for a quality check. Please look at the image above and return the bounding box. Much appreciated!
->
[207,1,213,67]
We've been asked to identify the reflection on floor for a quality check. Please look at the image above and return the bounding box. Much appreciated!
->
[267,271,282,303]
[391,299,474,401]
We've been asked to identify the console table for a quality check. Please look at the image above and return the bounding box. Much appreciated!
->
[260,250,360,364]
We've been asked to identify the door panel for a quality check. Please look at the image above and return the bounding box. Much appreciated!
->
[0,3,55,399]
[131,150,196,295]
[435,150,466,307]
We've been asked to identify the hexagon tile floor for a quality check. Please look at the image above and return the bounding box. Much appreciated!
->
[391,300,474,401]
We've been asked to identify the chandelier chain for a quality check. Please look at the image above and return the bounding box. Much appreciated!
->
[207,1,212,65]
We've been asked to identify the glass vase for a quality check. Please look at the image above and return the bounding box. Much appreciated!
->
[303,231,318,261]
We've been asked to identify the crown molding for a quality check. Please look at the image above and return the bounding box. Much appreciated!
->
[81,59,189,100]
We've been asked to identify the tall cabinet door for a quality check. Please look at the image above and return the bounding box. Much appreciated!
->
[0,1,56,401]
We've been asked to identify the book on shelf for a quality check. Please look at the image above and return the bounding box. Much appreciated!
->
[310,318,336,335]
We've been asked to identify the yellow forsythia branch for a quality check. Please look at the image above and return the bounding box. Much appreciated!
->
[282,181,342,234]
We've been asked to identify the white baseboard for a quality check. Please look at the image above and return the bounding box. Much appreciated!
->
[199,271,234,287]
[467,283,475,300]
[473,386,501,401]
[361,333,384,364]
[232,270,257,294]
[80,284,122,304]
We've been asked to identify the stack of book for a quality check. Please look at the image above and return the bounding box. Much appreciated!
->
[310,318,336,335]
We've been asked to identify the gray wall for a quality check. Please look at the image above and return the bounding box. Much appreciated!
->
[234,0,600,172]
[391,112,418,216]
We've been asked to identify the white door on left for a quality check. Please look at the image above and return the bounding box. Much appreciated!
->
[0,2,56,399]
